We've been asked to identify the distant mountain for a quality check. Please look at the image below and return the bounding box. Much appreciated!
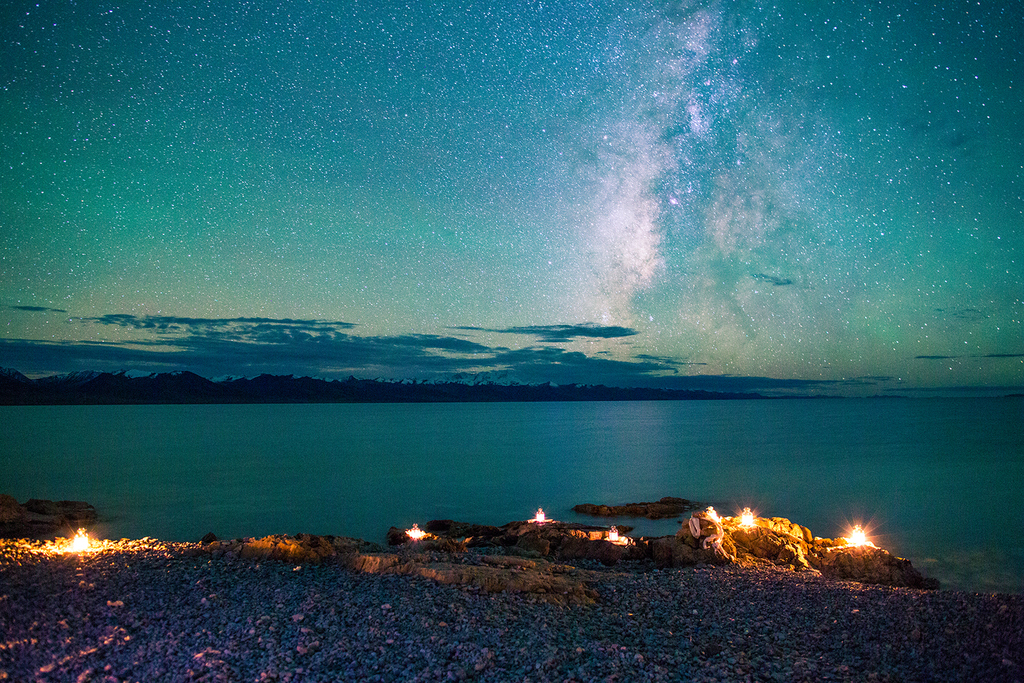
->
[0,367,767,404]
[32,370,102,388]
[0,367,32,384]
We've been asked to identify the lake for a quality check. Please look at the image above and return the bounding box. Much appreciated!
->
[2,398,1021,594]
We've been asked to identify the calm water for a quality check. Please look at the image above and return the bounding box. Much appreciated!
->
[3,398,1021,594]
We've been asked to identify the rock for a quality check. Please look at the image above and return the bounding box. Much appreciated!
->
[815,544,940,589]
[427,520,504,544]
[757,517,815,544]
[0,496,98,539]
[386,526,413,546]
[730,526,813,571]
[339,551,601,605]
[651,536,688,567]
[572,496,698,519]
[651,536,725,568]
[516,534,550,556]
[555,537,624,566]
[200,532,218,544]
[0,494,26,524]
[23,499,97,524]
[224,534,383,564]
[425,519,454,533]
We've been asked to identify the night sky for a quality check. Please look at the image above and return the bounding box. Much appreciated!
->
[2,0,1021,396]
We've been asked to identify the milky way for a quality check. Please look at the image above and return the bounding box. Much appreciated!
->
[1,0,1021,395]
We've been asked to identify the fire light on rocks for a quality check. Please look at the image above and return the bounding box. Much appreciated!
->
[69,528,92,552]
[406,524,426,541]
[606,526,632,546]
[845,524,875,548]
[740,508,755,528]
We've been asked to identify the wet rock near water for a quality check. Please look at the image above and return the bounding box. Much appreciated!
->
[572,496,699,519]
[672,513,941,590]
[0,494,97,539]
[380,509,938,592]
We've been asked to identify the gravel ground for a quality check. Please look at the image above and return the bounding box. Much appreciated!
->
[1,539,1021,683]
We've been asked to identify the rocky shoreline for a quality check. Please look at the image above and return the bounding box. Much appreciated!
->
[2,498,1022,681]
[3,537,1023,682]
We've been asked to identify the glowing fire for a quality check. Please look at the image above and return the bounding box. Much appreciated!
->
[606,526,632,546]
[740,507,755,528]
[58,528,95,554]
[705,506,720,523]
[845,525,873,547]
[532,508,547,524]
[70,528,91,552]
[406,524,426,541]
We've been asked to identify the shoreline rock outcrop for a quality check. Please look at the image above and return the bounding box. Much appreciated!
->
[0,494,97,539]
[572,496,698,519]
[3,494,939,596]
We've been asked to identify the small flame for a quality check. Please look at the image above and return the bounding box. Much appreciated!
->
[606,526,632,546]
[68,528,92,553]
[740,507,755,528]
[705,506,720,523]
[846,525,870,547]
[532,508,547,524]
[406,524,426,541]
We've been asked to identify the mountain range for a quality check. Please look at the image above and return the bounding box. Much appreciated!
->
[0,368,765,404]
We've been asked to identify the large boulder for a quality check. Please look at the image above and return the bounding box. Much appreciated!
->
[650,536,727,567]
[729,525,813,571]
[815,544,940,589]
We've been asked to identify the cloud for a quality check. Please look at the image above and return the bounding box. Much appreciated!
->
[82,314,357,334]
[4,314,969,396]
[455,323,639,342]
[0,312,741,390]
[10,305,68,313]
[751,273,794,287]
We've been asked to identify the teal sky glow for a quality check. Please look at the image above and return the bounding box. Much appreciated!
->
[2,0,1022,396]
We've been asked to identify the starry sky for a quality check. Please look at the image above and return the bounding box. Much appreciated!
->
[2,0,1022,396]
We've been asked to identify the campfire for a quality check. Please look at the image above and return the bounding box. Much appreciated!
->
[68,528,92,552]
[531,508,548,524]
[406,524,426,541]
[845,524,876,548]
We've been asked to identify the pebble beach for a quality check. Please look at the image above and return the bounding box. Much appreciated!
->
[2,538,1022,683]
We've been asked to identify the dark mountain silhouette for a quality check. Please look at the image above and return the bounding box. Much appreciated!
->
[0,368,765,404]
